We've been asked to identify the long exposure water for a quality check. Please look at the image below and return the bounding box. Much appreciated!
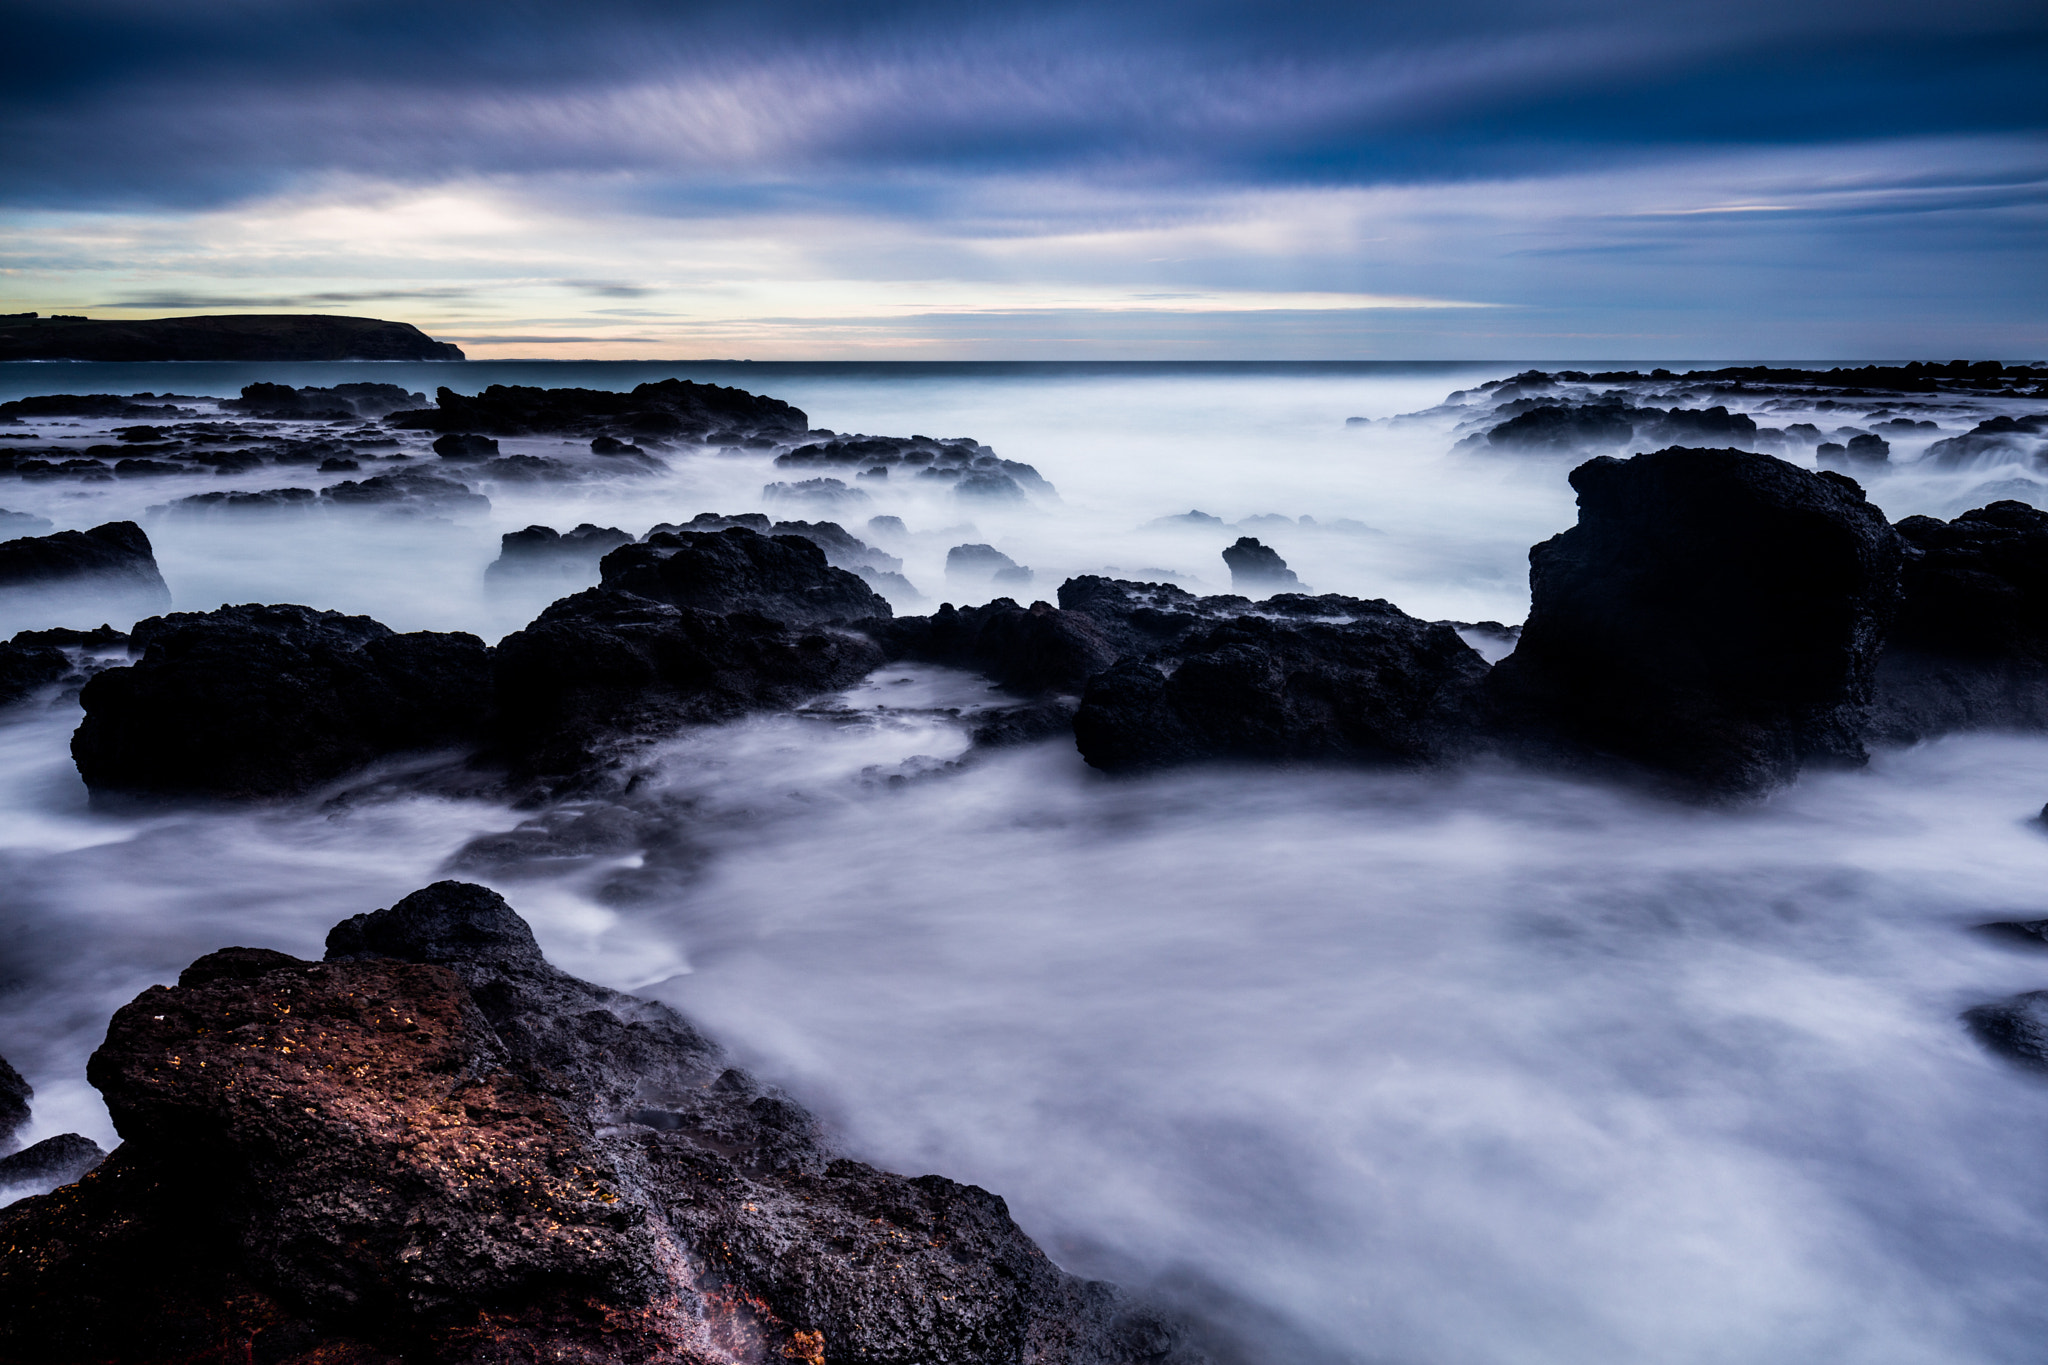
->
[5,361,2048,1362]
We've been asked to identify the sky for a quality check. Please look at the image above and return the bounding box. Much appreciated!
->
[0,0,2043,360]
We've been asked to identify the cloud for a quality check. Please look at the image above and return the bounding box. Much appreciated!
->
[558,279,658,297]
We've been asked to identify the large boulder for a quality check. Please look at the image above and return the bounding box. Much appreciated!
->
[493,591,885,786]
[0,520,170,606]
[1073,609,1488,772]
[1220,537,1302,594]
[72,604,493,800]
[865,598,1120,695]
[1870,501,2048,741]
[0,883,1195,1364]
[597,526,888,626]
[1485,448,1902,797]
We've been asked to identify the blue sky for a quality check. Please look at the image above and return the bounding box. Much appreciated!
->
[1,0,2042,359]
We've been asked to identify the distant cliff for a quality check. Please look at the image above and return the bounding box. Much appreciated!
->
[0,313,465,361]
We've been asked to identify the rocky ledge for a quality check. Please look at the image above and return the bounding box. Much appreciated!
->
[0,881,1200,1365]
[0,314,463,362]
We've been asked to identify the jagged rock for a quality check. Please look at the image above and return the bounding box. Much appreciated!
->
[598,527,888,627]
[0,394,195,421]
[0,641,69,707]
[1924,414,2048,468]
[161,487,319,516]
[72,604,493,800]
[485,524,635,583]
[1818,433,1890,470]
[865,599,1119,696]
[775,434,1054,498]
[0,1056,27,1147]
[1964,991,2048,1070]
[947,543,1025,584]
[321,469,490,514]
[220,382,426,420]
[388,379,809,443]
[0,883,1197,1363]
[1870,501,2048,741]
[1221,537,1302,593]
[1485,448,1902,797]
[763,477,869,512]
[493,593,885,786]
[0,1134,106,1193]
[1073,610,1488,773]
[590,435,644,455]
[0,521,170,608]
[432,432,500,460]
[1476,403,1637,453]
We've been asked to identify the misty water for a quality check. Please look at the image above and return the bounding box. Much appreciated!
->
[6,361,2048,1363]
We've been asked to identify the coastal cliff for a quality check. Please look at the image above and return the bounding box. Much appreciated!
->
[0,314,464,362]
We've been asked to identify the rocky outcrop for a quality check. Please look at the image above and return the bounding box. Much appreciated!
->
[1485,448,1902,797]
[0,521,170,605]
[1220,537,1301,593]
[220,382,427,420]
[486,523,636,583]
[1923,414,2048,468]
[72,605,493,800]
[865,599,1120,696]
[0,640,69,707]
[0,1051,108,1202]
[599,528,888,627]
[1072,609,1488,773]
[0,314,464,362]
[1870,501,2048,741]
[775,434,1055,500]
[388,380,808,445]
[0,883,1195,1364]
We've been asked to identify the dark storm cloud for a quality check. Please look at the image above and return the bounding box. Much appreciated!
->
[3,0,2042,208]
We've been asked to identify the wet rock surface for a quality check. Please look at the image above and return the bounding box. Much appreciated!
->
[599,526,889,626]
[1486,448,1902,797]
[0,520,170,604]
[1073,609,1489,773]
[0,882,1201,1365]
[1871,500,2048,741]
[72,604,494,800]
[388,379,809,444]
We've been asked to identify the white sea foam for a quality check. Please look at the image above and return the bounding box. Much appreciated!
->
[3,363,2048,1361]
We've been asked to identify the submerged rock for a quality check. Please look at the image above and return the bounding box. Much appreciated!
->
[0,882,1196,1363]
[485,523,635,583]
[72,604,493,800]
[1964,991,2048,1071]
[1485,448,1902,797]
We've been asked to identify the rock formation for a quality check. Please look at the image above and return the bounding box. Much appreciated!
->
[0,314,464,362]
[72,605,493,800]
[0,883,1197,1364]
[1220,537,1301,593]
[0,521,170,605]
[1485,448,1902,797]
[388,380,808,445]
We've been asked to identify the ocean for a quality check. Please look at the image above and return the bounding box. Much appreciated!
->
[4,359,2048,1363]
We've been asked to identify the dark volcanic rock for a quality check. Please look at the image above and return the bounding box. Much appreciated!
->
[1478,403,1637,454]
[0,1134,106,1191]
[598,527,888,627]
[320,468,490,514]
[0,640,70,707]
[0,314,463,362]
[1870,501,2048,741]
[492,592,885,786]
[0,1055,27,1146]
[1485,448,1902,797]
[948,542,1027,584]
[865,599,1119,696]
[432,432,500,460]
[221,381,427,420]
[72,604,493,800]
[486,523,635,583]
[0,394,195,421]
[0,521,170,607]
[0,508,54,537]
[1924,414,2048,468]
[776,433,1055,499]
[389,379,808,443]
[1221,537,1302,593]
[0,883,1195,1364]
[1072,610,1488,773]
[1964,991,2048,1070]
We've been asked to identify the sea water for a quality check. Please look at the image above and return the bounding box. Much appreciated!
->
[3,361,2048,1363]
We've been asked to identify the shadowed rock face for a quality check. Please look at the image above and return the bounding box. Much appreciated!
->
[72,604,493,800]
[0,882,1200,1365]
[1220,538,1301,594]
[1485,447,1903,798]
[599,527,889,626]
[388,380,808,443]
[0,521,170,606]
[1871,500,2048,742]
[1073,610,1488,773]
